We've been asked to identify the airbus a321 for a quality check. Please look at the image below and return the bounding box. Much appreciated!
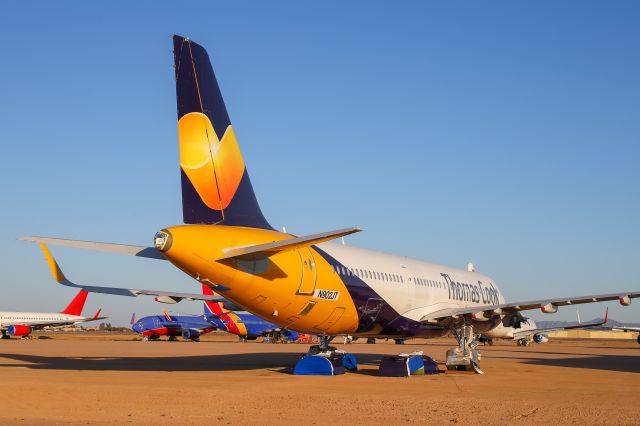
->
[22,35,640,372]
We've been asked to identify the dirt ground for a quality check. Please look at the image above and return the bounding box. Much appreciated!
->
[0,334,638,425]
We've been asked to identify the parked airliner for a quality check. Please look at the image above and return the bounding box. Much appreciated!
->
[131,310,216,342]
[0,290,105,339]
[21,35,640,372]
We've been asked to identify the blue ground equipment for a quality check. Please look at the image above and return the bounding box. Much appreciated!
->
[294,354,345,376]
[378,352,439,377]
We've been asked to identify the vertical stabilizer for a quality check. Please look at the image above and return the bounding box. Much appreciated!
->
[61,289,89,316]
[173,35,271,229]
[202,284,226,315]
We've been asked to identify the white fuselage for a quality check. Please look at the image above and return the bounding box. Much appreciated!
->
[314,242,522,337]
[0,312,85,329]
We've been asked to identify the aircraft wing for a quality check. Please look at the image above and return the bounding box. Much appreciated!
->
[513,308,609,340]
[420,291,640,322]
[40,244,227,305]
[20,236,165,260]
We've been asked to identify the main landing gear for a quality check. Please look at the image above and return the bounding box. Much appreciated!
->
[446,321,483,374]
[308,335,337,355]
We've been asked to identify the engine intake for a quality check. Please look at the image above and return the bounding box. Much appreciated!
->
[533,334,549,344]
[181,329,201,340]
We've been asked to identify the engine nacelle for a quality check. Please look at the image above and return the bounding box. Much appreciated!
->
[619,296,631,306]
[181,329,201,340]
[540,303,558,314]
[533,333,549,344]
[7,325,32,337]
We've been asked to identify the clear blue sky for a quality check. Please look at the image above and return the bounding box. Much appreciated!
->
[1,1,639,326]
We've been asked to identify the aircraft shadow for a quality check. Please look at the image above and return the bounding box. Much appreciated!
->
[521,355,640,373]
[0,352,387,374]
[0,352,303,372]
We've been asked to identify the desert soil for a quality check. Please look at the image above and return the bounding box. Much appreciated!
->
[0,334,638,425]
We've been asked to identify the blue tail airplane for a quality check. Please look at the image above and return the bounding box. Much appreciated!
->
[131,310,215,342]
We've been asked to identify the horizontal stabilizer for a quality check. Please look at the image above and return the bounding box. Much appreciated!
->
[219,227,362,260]
[40,244,226,304]
[20,236,165,260]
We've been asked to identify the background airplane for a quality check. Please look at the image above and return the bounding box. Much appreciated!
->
[202,285,298,343]
[131,310,215,342]
[478,308,609,346]
[0,289,105,339]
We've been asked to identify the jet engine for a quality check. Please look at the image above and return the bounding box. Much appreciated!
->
[7,325,32,337]
[181,329,201,341]
[533,333,549,344]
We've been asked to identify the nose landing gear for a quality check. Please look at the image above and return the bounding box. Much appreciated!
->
[446,322,483,374]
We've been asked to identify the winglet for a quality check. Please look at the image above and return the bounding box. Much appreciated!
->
[41,243,69,284]
[604,307,609,324]
[130,312,136,325]
[92,308,103,321]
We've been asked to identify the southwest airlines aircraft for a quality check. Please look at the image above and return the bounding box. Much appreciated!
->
[0,290,105,339]
[22,35,640,372]
[131,310,216,342]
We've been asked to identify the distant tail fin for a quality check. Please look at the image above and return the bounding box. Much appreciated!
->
[163,310,173,322]
[173,35,271,229]
[130,312,136,325]
[202,283,226,315]
[61,289,89,316]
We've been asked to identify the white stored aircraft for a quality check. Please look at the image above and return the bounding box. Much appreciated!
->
[0,289,105,339]
[20,35,640,372]
[479,308,609,346]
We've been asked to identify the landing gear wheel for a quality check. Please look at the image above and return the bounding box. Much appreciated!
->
[168,336,178,342]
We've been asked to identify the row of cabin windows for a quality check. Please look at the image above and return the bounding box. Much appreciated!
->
[332,265,446,290]
[414,277,444,289]
[2,317,52,320]
[332,265,404,283]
